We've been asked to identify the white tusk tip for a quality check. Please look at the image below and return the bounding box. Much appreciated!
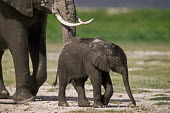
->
[82,18,94,24]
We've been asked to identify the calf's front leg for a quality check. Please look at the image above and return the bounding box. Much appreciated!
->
[101,72,113,105]
[90,69,105,108]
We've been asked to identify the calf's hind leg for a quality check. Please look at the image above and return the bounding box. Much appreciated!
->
[58,76,69,106]
[0,51,9,99]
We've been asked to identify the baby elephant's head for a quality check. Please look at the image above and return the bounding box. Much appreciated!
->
[107,44,128,75]
[88,39,128,75]
[88,39,136,106]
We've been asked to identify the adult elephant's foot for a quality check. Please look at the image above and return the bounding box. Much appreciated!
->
[78,99,90,107]
[29,77,40,96]
[0,87,9,99]
[30,85,39,96]
[101,95,110,105]
[93,101,105,108]
[13,88,34,104]
[58,101,69,107]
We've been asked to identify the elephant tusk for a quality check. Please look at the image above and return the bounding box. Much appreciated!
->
[55,14,83,27]
[76,16,94,24]
[55,14,94,27]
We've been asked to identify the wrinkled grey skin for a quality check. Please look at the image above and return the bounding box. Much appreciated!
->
[0,0,76,103]
[53,38,136,108]
[57,0,77,44]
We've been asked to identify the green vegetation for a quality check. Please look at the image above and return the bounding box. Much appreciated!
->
[47,9,170,44]
[153,102,170,106]
[165,91,170,93]
[132,89,152,94]
[149,97,170,101]
[153,94,168,97]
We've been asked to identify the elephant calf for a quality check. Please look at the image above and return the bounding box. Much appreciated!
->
[53,38,136,108]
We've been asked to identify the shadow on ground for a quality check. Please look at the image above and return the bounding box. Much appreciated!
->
[0,95,133,108]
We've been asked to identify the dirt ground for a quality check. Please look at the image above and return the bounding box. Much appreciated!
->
[0,84,169,113]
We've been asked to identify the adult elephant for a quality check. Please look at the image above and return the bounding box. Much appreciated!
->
[0,0,92,103]
[53,38,136,108]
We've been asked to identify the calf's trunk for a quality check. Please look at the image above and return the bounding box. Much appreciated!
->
[122,70,136,106]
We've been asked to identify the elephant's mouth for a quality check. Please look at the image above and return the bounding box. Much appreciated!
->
[55,14,94,27]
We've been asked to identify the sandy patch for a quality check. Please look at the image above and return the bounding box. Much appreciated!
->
[0,85,169,113]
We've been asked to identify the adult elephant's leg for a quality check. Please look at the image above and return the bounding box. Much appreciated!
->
[72,78,90,107]
[101,72,113,105]
[28,13,47,96]
[0,51,9,99]
[8,29,33,103]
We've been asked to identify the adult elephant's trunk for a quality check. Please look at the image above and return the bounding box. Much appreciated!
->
[55,0,93,45]
[122,70,136,106]
[56,0,77,45]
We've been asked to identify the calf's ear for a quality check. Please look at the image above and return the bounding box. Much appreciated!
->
[2,0,33,17]
[86,43,110,72]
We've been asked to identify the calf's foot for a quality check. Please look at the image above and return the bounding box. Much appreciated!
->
[93,101,105,108]
[78,99,90,107]
[58,101,69,107]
